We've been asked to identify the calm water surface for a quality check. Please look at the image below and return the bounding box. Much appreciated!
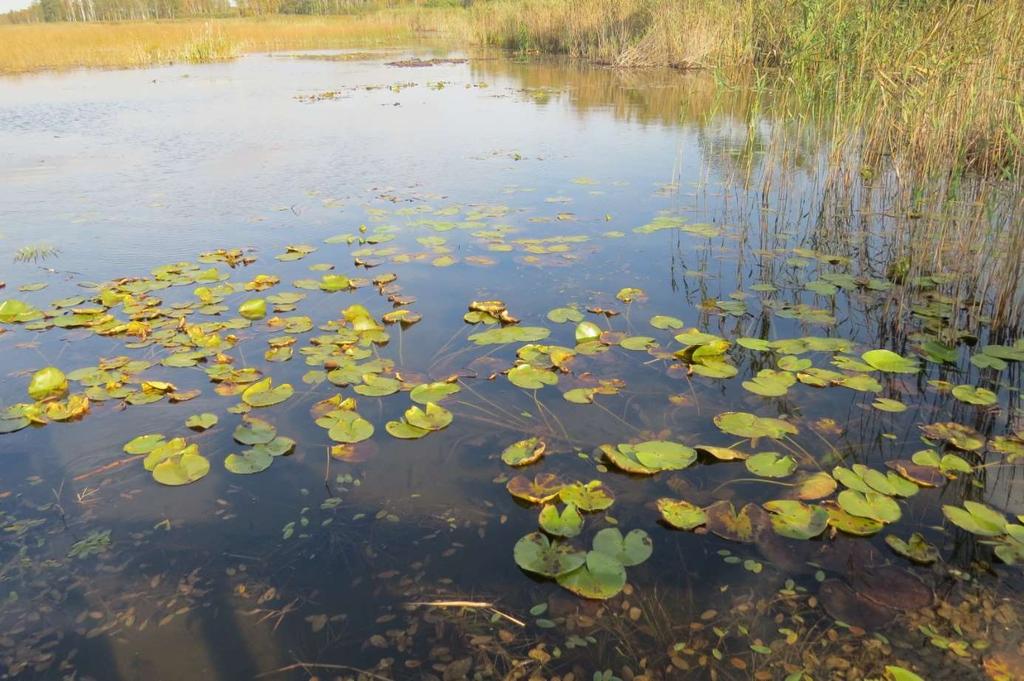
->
[0,51,1021,680]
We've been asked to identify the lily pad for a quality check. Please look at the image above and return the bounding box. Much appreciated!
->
[837,490,901,523]
[592,528,652,566]
[405,402,452,431]
[862,349,919,373]
[942,501,1006,536]
[538,504,583,538]
[559,480,614,512]
[714,412,798,439]
[826,504,885,535]
[241,378,293,408]
[224,449,273,474]
[152,448,210,486]
[385,420,431,439]
[238,298,267,320]
[28,367,68,402]
[233,416,276,445]
[657,498,706,530]
[325,410,375,443]
[705,501,756,543]
[885,533,939,564]
[951,385,998,406]
[409,381,460,404]
[574,321,602,344]
[745,452,797,478]
[762,500,828,540]
[185,413,218,431]
[123,433,166,455]
[513,532,586,577]
[501,437,546,466]
[507,473,565,504]
[507,364,559,389]
[556,551,626,600]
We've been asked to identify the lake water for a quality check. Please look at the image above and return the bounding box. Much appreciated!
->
[1,50,1022,681]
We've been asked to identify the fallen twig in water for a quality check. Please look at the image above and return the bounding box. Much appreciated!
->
[407,600,526,627]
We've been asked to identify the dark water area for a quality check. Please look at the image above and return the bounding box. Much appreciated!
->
[0,50,1022,680]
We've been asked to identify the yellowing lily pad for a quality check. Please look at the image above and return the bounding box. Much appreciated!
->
[657,498,706,530]
[501,437,546,466]
[241,378,293,408]
[152,448,210,486]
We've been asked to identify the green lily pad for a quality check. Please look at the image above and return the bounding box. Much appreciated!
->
[353,373,401,397]
[538,504,583,538]
[714,412,798,439]
[547,307,584,324]
[559,480,614,511]
[251,436,295,457]
[574,320,603,345]
[650,315,684,330]
[826,505,885,535]
[951,385,998,406]
[885,532,939,564]
[385,420,430,439]
[631,440,697,471]
[508,364,559,389]
[862,349,919,373]
[942,501,1006,536]
[325,410,375,443]
[513,532,586,577]
[620,336,656,351]
[405,402,452,431]
[742,369,796,397]
[556,551,626,600]
[241,378,294,408]
[233,416,276,445]
[143,438,188,470]
[872,397,907,412]
[763,500,828,539]
[123,433,166,455]
[920,422,985,451]
[409,381,460,404]
[185,413,218,431]
[224,449,273,474]
[238,298,267,320]
[657,498,706,530]
[837,490,901,523]
[592,528,652,566]
[28,367,68,402]
[468,326,550,345]
[501,437,546,466]
[152,448,210,486]
[745,452,797,478]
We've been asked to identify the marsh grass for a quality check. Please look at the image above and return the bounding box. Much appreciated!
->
[0,11,464,73]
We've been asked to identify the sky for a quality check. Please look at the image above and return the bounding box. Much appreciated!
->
[1,0,33,12]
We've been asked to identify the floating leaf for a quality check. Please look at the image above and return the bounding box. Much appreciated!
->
[123,433,166,455]
[920,422,984,451]
[705,501,756,542]
[742,369,796,397]
[657,498,706,530]
[405,402,452,431]
[885,533,939,564]
[241,378,293,408]
[353,373,400,397]
[714,412,798,439]
[837,490,901,523]
[185,413,218,431]
[224,449,273,474]
[508,364,558,389]
[547,307,584,324]
[559,480,614,511]
[538,504,583,538]
[574,321,602,344]
[762,500,828,539]
[468,326,550,345]
[592,528,652,566]
[942,501,1006,536]
[951,385,998,406]
[233,416,276,445]
[790,471,837,500]
[826,504,885,536]
[513,532,586,577]
[695,445,748,461]
[238,298,267,320]
[385,420,430,439]
[650,315,684,330]
[501,437,546,467]
[324,410,375,443]
[872,397,907,412]
[28,367,68,402]
[152,448,210,486]
[746,452,797,478]
[409,381,460,404]
[556,551,626,600]
[862,349,919,373]
[507,473,565,504]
